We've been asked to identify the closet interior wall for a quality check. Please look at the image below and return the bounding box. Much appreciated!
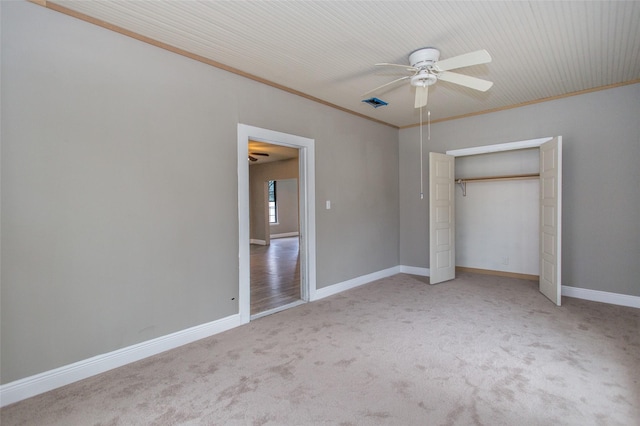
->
[455,148,540,276]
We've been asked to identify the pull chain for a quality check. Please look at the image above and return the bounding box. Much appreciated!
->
[419,88,431,200]
[419,107,424,199]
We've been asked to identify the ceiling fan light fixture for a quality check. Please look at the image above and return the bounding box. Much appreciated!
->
[410,73,437,87]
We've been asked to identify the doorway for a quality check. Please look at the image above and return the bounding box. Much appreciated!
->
[237,124,316,324]
[249,157,301,316]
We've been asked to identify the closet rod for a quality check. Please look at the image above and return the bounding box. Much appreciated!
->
[456,173,539,196]
[456,173,540,183]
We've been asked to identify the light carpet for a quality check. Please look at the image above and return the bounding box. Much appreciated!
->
[2,272,639,425]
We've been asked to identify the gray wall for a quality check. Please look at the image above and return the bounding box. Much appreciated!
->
[249,159,299,241]
[400,83,640,297]
[1,2,399,383]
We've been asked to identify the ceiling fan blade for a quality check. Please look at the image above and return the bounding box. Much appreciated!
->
[438,71,493,92]
[362,75,411,96]
[248,155,258,162]
[250,152,269,156]
[414,85,428,108]
[435,49,492,72]
[375,63,419,72]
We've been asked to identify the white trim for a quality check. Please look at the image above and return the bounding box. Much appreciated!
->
[399,266,640,309]
[446,137,553,157]
[238,126,251,325]
[237,124,316,324]
[4,273,636,408]
[298,142,316,303]
[0,314,242,407]
[311,266,400,301]
[400,265,430,276]
[270,232,299,239]
[250,239,267,245]
[562,286,640,309]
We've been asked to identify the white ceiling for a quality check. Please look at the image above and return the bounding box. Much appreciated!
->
[50,1,640,128]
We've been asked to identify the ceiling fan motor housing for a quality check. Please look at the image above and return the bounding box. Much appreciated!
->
[409,47,440,68]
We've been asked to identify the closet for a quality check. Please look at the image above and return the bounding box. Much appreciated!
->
[428,137,562,305]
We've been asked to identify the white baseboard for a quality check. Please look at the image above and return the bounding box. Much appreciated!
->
[250,239,266,245]
[4,270,636,408]
[399,265,430,276]
[398,265,639,309]
[0,314,242,407]
[270,232,299,239]
[400,265,640,308]
[562,285,640,309]
[311,266,401,301]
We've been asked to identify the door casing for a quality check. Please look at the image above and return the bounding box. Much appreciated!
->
[237,124,316,323]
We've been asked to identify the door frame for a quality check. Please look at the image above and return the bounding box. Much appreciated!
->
[445,137,553,157]
[237,124,316,324]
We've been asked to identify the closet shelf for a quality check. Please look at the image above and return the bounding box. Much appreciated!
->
[456,173,539,196]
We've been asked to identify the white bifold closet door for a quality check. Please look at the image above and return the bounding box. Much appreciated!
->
[429,136,562,305]
[539,137,562,305]
[429,152,455,284]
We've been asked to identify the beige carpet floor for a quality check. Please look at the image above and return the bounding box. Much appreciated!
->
[2,272,639,425]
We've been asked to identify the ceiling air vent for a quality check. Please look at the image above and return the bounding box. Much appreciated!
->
[361,97,388,108]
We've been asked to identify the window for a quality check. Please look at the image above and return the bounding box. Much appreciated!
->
[268,180,277,223]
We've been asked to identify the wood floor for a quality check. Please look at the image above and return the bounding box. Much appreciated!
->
[250,237,301,315]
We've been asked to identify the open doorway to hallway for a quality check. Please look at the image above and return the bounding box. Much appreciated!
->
[248,144,301,316]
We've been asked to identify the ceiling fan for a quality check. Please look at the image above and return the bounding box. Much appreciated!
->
[248,152,269,162]
[363,47,493,108]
